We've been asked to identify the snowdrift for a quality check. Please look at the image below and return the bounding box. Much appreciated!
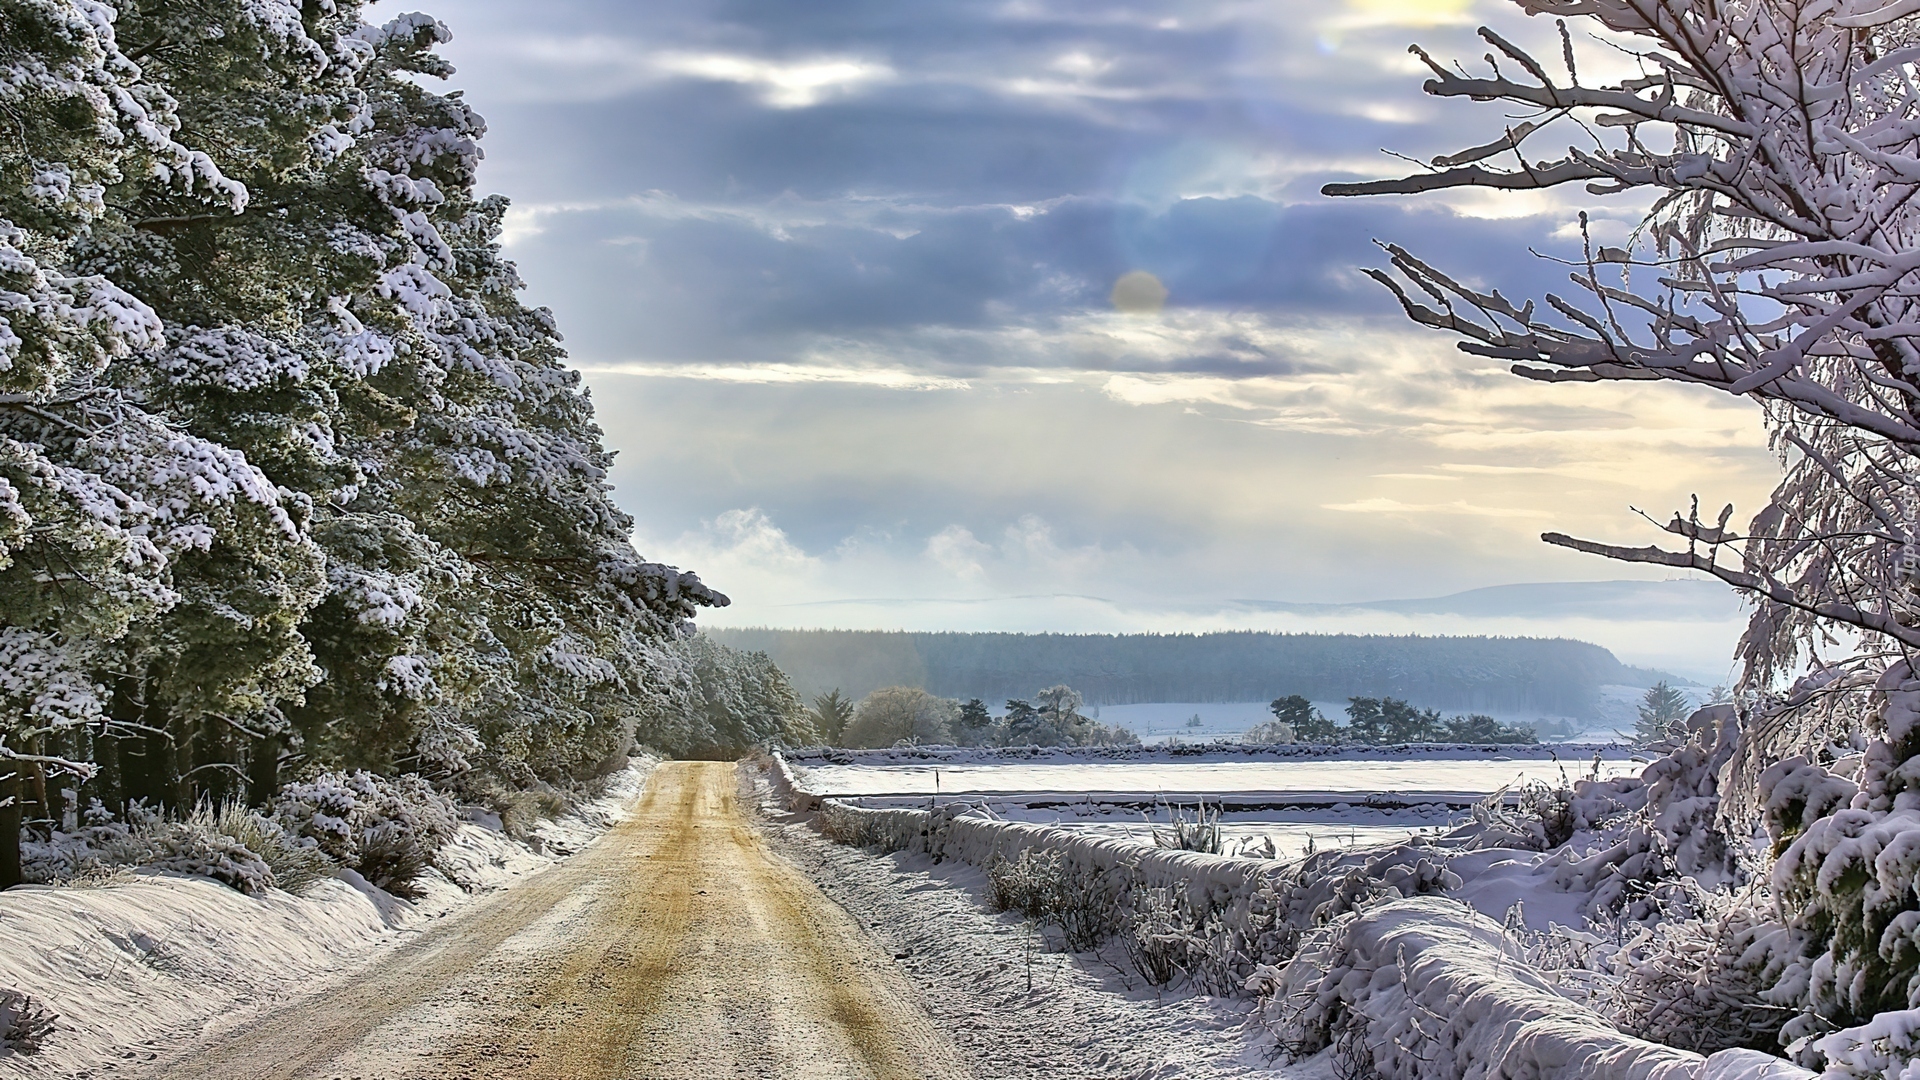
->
[1269,897,1805,1080]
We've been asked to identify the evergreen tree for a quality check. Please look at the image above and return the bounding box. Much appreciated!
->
[810,690,854,745]
[0,0,728,882]
[1633,682,1693,746]
[1440,713,1536,745]
[1269,695,1340,744]
[1344,697,1442,744]
[951,698,995,747]
[999,699,1043,746]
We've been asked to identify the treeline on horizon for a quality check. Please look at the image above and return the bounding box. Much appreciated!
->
[708,629,1667,720]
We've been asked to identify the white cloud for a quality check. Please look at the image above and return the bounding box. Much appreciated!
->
[1321,497,1553,519]
[651,52,895,108]
[926,525,992,579]
[576,361,970,391]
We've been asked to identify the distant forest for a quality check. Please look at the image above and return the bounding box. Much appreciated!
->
[706,630,1669,720]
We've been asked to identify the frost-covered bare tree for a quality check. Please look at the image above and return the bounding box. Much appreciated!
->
[1336,1,1920,1057]
[1327,0,1920,696]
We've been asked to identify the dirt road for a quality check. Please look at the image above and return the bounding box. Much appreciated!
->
[142,761,974,1080]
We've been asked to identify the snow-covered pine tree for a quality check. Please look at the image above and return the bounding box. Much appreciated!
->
[674,636,814,757]
[0,0,328,882]
[1,0,732,883]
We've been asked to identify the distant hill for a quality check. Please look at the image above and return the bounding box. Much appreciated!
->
[705,628,1678,721]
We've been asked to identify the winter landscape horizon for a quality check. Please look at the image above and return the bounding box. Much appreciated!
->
[4,0,1918,1079]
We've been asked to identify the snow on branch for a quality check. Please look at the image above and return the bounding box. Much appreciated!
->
[1330,0,1920,688]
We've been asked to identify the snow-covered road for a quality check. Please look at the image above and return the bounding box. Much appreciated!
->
[129,761,972,1080]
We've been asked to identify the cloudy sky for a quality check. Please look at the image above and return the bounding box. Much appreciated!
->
[422,0,1774,679]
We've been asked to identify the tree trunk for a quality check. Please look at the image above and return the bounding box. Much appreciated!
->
[172,714,195,811]
[247,732,280,807]
[0,766,21,889]
[125,722,180,814]
[26,736,48,830]
[195,719,234,807]
[93,727,123,819]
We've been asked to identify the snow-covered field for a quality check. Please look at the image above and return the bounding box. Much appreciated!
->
[790,751,1642,799]
[0,761,653,1077]
[997,807,1455,861]
[788,746,1642,861]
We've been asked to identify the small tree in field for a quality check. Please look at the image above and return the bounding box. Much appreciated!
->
[1633,681,1694,745]
[951,698,997,746]
[810,690,854,744]
[842,687,956,748]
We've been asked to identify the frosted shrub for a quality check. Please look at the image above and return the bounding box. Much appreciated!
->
[141,820,276,896]
[819,802,898,849]
[986,849,1067,921]
[1150,800,1223,854]
[470,781,571,843]
[983,848,1108,950]
[0,990,56,1056]
[1466,777,1578,852]
[193,804,335,895]
[1591,890,1793,1055]
[20,801,323,896]
[1123,887,1185,986]
[274,770,459,898]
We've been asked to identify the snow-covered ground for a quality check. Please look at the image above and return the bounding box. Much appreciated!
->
[993,803,1456,861]
[0,761,653,1077]
[790,753,1642,799]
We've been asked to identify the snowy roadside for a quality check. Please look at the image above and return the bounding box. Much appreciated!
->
[0,758,655,1078]
[749,774,1319,1080]
[763,747,1819,1080]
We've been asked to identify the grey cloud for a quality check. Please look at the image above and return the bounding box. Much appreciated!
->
[510,194,1584,375]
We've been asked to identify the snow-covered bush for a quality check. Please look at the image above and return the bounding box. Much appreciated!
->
[1122,887,1186,986]
[1150,801,1224,854]
[196,804,335,895]
[982,847,1110,949]
[19,801,325,896]
[484,785,570,843]
[1767,664,1920,1061]
[818,800,905,849]
[1591,890,1794,1055]
[1257,898,1709,1080]
[137,819,276,897]
[273,771,457,898]
[0,990,56,1056]
[1468,780,1576,852]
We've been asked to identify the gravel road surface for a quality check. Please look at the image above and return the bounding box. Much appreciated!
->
[136,761,972,1080]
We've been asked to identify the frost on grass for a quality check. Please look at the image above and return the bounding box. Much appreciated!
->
[20,773,459,899]
[0,989,56,1056]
